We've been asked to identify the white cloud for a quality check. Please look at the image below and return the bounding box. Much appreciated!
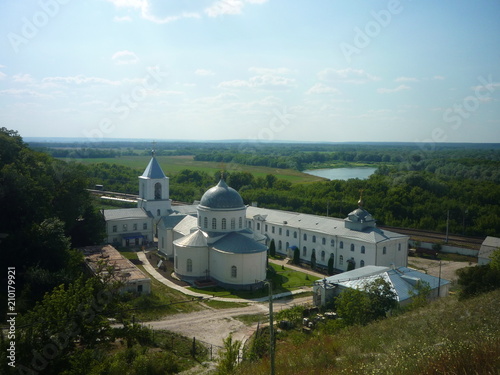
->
[0,89,51,98]
[218,74,296,90]
[42,75,121,86]
[395,76,418,82]
[432,75,445,80]
[318,68,380,84]
[12,73,35,83]
[105,0,200,23]
[0,72,6,80]
[195,69,215,76]
[112,50,139,65]
[113,15,132,22]
[377,85,411,94]
[306,83,341,95]
[205,0,245,17]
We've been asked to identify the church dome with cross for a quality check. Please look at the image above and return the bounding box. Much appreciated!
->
[199,178,245,210]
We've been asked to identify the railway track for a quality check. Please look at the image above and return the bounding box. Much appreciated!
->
[380,226,484,248]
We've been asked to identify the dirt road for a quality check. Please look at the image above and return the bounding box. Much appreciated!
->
[142,296,312,352]
[407,256,473,282]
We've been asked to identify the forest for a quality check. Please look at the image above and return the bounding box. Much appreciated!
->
[36,139,500,237]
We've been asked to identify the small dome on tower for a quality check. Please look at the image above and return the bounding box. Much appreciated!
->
[199,179,245,209]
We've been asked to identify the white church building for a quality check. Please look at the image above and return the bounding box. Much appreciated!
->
[103,154,409,289]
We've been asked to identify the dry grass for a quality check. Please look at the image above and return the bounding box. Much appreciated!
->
[237,289,500,375]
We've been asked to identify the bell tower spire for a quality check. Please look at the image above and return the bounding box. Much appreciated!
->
[137,141,171,217]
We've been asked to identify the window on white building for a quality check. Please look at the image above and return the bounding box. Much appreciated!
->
[339,255,343,265]
[212,218,217,230]
[383,246,387,255]
[143,223,147,230]
[303,246,307,256]
[340,241,343,249]
[222,218,226,230]
[278,240,282,250]
[123,224,128,231]
[360,260,365,267]
[231,218,235,230]
[187,259,192,272]
[272,226,275,234]
[286,229,290,237]
[331,239,335,247]
[398,243,402,251]
[112,225,117,233]
[351,244,355,252]
[157,209,161,217]
[239,217,242,229]
[231,265,237,278]
[303,233,307,241]
[133,223,138,230]
[257,223,260,230]
[294,231,297,239]
[312,235,316,243]
[322,237,326,245]
[361,246,365,254]
[321,251,325,261]
[279,228,282,235]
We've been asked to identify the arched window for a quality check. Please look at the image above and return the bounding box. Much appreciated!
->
[231,265,237,278]
[339,255,343,265]
[257,223,260,230]
[204,217,208,229]
[322,237,326,245]
[239,217,242,229]
[286,230,290,237]
[286,241,289,249]
[303,246,307,257]
[294,231,297,239]
[231,218,235,230]
[360,260,365,267]
[331,239,335,247]
[312,235,316,243]
[350,244,355,252]
[212,218,217,230]
[187,259,192,272]
[398,243,402,251]
[278,240,282,250]
[222,218,227,230]
[321,250,325,261]
[157,209,161,216]
[383,246,387,255]
[340,241,344,249]
[303,233,307,241]
[154,182,162,199]
[361,246,365,254]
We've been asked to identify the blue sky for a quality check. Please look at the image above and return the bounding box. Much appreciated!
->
[1,0,499,143]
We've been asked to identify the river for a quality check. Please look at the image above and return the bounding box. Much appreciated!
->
[303,167,377,180]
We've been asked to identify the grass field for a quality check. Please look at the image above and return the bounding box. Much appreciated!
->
[67,155,324,184]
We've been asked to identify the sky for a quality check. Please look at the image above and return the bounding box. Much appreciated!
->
[1,0,499,143]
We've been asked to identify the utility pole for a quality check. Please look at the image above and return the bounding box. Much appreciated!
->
[268,281,275,375]
[445,209,450,244]
[437,260,442,297]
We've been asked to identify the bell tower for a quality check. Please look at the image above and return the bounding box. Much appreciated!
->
[137,147,171,217]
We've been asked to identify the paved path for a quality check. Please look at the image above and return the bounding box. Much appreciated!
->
[137,251,313,303]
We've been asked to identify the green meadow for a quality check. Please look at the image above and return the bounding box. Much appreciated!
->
[67,155,324,184]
